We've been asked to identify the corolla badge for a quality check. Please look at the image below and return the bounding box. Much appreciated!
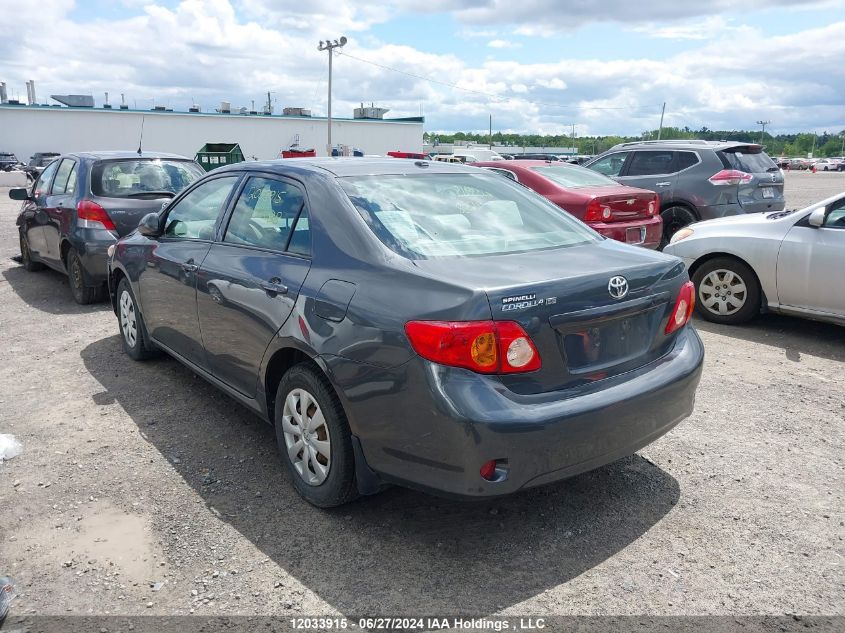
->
[608,276,629,299]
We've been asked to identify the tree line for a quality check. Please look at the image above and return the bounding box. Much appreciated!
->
[423,127,845,157]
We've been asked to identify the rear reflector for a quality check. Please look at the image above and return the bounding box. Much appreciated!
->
[404,320,541,374]
[708,169,753,186]
[665,281,696,334]
[77,200,116,230]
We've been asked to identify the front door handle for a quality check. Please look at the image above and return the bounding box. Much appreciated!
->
[655,181,672,187]
[181,260,198,273]
[260,277,288,295]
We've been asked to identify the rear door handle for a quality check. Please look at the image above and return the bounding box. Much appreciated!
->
[655,181,672,187]
[260,277,288,295]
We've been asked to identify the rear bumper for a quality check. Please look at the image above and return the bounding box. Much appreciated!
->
[590,216,663,250]
[697,200,785,220]
[70,230,117,285]
[327,326,704,499]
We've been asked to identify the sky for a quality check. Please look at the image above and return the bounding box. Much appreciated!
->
[0,0,843,136]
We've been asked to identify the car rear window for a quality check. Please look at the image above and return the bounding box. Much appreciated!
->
[720,148,778,173]
[91,159,204,198]
[531,165,619,188]
[339,172,597,259]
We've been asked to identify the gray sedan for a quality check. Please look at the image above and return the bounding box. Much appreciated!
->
[664,192,845,326]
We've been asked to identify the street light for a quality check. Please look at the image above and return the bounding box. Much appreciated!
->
[756,120,770,145]
[318,36,347,155]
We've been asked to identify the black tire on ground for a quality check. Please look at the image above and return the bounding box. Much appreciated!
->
[660,205,698,249]
[116,277,158,360]
[67,248,106,304]
[19,233,46,272]
[274,363,360,508]
[691,256,761,325]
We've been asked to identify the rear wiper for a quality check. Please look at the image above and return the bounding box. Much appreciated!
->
[125,190,176,198]
[766,167,780,172]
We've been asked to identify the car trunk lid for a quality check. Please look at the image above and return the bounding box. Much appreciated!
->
[93,196,170,237]
[412,240,687,394]
[718,145,784,212]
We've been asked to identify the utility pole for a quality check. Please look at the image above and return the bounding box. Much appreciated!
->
[318,36,347,155]
[810,133,817,158]
[489,114,492,150]
[756,120,770,145]
[840,133,844,155]
[657,102,666,140]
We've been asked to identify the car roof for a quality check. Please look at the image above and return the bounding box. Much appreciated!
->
[213,157,484,177]
[66,150,194,160]
[607,140,764,152]
[475,160,578,169]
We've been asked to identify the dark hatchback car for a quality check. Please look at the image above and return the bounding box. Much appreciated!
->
[11,151,204,303]
[109,158,704,507]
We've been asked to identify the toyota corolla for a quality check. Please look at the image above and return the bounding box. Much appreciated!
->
[108,158,704,507]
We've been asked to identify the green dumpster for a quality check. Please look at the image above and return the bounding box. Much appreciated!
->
[195,143,245,171]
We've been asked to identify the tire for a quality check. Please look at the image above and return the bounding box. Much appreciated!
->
[19,233,45,272]
[692,257,761,325]
[67,248,106,304]
[660,205,698,249]
[274,363,359,507]
[116,277,158,360]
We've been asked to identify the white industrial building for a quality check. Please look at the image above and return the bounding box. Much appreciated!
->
[0,104,424,163]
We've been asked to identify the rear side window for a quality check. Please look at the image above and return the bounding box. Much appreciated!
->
[92,159,204,198]
[164,176,238,239]
[677,152,700,171]
[589,152,628,177]
[720,149,778,173]
[224,177,306,252]
[51,159,76,195]
[339,172,597,259]
[626,151,675,176]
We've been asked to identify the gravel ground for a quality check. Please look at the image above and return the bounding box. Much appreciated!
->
[0,171,843,618]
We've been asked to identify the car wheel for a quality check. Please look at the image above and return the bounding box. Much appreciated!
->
[67,248,106,304]
[274,363,359,507]
[692,257,761,325]
[116,277,157,360]
[19,233,45,272]
[660,206,698,248]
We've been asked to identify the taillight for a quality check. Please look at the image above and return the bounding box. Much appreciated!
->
[665,281,695,334]
[648,194,659,215]
[708,169,753,186]
[77,200,116,230]
[585,198,612,222]
[404,320,541,374]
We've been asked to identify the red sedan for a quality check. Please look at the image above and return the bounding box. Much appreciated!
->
[475,160,663,249]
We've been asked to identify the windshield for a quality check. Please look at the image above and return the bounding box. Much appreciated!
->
[532,165,619,188]
[339,172,598,259]
[721,149,778,173]
[91,159,204,198]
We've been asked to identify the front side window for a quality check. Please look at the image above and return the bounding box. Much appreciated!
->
[589,152,629,177]
[164,176,238,239]
[51,159,76,195]
[224,177,306,252]
[92,159,204,199]
[33,160,60,197]
[823,198,845,229]
[626,151,675,176]
[339,172,597,259]
[532,165,618,188]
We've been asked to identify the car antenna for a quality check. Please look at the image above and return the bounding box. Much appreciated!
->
[137,115,145,155]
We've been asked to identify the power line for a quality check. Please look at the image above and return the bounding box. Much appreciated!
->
[336,50,663,114]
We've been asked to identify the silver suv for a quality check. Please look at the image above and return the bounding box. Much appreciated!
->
[586,140,785,246]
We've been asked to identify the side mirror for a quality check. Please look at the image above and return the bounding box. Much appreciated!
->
[808,208,826,228]
[137,212,162,237]
[8,188,31,201]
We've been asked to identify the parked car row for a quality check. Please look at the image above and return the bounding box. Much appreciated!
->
[776,156,844,171]
[11,153,706,507]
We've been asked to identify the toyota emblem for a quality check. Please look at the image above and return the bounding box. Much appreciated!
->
[608,276,629,299]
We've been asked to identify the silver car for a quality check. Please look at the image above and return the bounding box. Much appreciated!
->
[664,192,845,326]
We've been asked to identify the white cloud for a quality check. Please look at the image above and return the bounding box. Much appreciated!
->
[487,39,521,49]
[0,0,842,137]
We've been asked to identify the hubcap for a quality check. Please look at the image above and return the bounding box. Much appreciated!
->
[119,290,138,347]
[282,388,331,486]
[699,269,747,316]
